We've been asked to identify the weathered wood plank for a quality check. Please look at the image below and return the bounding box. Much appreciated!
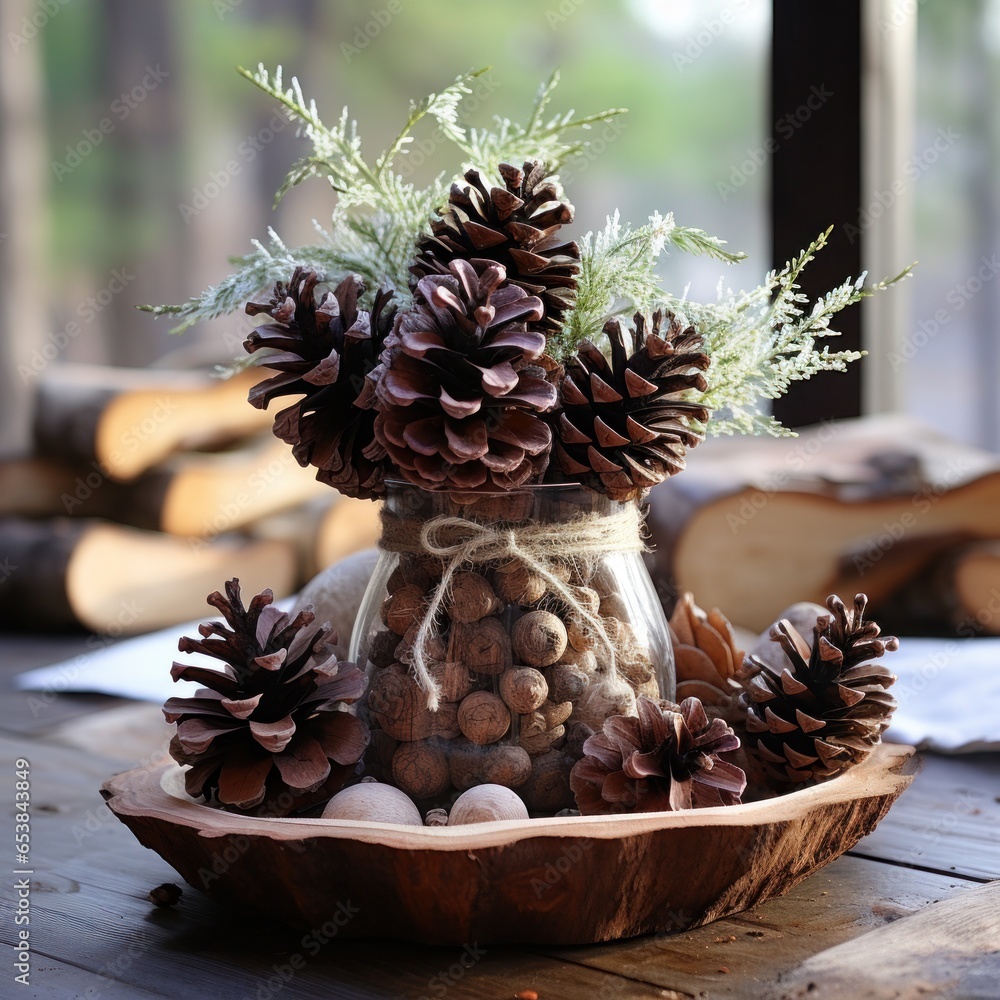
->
[540,855,976,997]
[0,941,169,1000]
[852,751,1000,880]
[764,879,1000,999]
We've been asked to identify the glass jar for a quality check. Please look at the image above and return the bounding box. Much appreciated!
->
[349,481,675,816]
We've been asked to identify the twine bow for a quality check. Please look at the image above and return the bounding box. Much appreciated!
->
[380,505,645,710]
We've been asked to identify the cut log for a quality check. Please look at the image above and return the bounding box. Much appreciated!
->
[101,742,917,945]
[32,364,272,480]
[1,436,329,538]
[0,517,296,634]
[647,415,1000,631]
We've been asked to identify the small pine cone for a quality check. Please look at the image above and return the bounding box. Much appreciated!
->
[243,268,395,500]
[738,593,899,785]
[569,695,746,814]
[410,160,580,336]
[163,580,369,813]
[669,593,744,710]
[554,311,710,501]
[375,259,558,491]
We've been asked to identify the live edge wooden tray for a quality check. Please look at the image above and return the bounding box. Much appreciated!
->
[101,742,918,946]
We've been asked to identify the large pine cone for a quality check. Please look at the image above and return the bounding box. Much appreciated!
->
[554,311,710,501]
[374,259,558,491]
[569,695,746,814]
[244,268,395,500]
[739,593,899,784]
[163,580,369,813]
[411,160,580,336]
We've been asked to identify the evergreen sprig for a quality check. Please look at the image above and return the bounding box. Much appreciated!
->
[659,228,914,437]
[142,67,627,332]
[554,210,746,357]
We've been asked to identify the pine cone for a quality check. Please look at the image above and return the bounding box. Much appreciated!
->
[163,580,369,813]
[739,593,899,785]
[244,268,396,500]
[554,311,711,501]
[669,593,744,709]
[411,160,580,336]
[374,259,558,491]
[569,695,746,814]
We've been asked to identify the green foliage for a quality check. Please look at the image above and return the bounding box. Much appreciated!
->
[554,209,746,357]
[659,228,914,437]
[142,66,624,331]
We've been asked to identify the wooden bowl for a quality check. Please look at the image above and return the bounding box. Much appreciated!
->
[101,742,917,945]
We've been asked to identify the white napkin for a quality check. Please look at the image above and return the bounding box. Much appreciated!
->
[883,637,1000,752]
[15,629,1000,754]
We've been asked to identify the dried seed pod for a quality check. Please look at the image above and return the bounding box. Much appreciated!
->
[367,629,399,669]
[512,610,568,667]
[519,749,575,812]
[499,667,549,714]
[448,784,529,825]
[617,647,655,686]
[563,720,594,758]
[322,782,422,825]
[493,561,548,606]
[386,555,433,595]
[563,586,601,617]
[391,740,451,799]
[446,571,502,624]
[448,618,512,675]
[548,663,590,703]
[520,724,566,756]
[380,584,426,636]
[458,690,511,745]
[424,807,449,826]
[479,744,531,787]
[368,665,461,741]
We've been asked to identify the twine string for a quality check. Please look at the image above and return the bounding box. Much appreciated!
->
[379,505,645,711]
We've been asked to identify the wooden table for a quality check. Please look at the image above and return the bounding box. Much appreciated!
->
[3,635,999,999]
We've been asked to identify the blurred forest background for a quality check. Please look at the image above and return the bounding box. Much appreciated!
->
[1,0,998,451]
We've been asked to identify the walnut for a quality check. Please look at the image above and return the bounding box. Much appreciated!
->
[380,584,426,636]
[448,739,531,789]
[511,610,567,667]
[518,749,575,812]
[519,723,566,755]
[446,571,501,623]
[556,647,598,673]
[448,618,512,675]
[427,660,473,702]
[571,675,637,730]
[386,554,433,594]
[391,739,451,799]
[367,629,399,669]
[563,720,594,758]
[493,561,547,606]
[548,663,590,703]
[368,665,461,741]
[457,690,511,745]
[599,593,630,621]
[479,744,531,787]
[499,667,549,714]
[395,624,447,664]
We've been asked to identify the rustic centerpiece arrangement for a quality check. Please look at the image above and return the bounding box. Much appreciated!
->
[112,67,915,939]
